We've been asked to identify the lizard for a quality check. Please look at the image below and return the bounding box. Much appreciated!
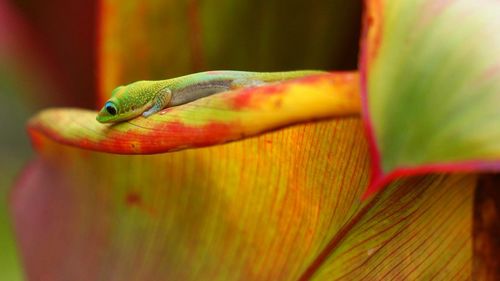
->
[96,70,327,123]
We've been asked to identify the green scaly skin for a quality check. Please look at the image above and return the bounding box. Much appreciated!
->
[96,70,327,123]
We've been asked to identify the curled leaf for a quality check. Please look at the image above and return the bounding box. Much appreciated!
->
[29,73,360,154]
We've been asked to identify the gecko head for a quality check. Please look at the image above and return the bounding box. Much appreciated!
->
[97,83,158,123]
[96,99,124,123]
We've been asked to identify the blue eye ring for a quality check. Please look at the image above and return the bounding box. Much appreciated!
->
[105,102,118,116]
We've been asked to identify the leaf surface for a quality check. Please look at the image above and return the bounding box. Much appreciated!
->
[361,0,500,196]
[13,0,480,279]
[15,114,475,280]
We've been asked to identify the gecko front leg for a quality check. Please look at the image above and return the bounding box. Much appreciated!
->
[143,87,172,117]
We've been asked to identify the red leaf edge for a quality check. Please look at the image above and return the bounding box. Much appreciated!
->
[359,0,500,199]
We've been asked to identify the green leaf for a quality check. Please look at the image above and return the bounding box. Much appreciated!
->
[14,112,475,279]
[361,0,500,196]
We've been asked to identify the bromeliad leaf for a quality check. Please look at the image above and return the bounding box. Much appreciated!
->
[29,73,360,154]
[361,0,500,196]
[13,0,483,279]
[14,114,475,280]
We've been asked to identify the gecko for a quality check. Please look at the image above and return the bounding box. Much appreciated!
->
[96,70,327,123]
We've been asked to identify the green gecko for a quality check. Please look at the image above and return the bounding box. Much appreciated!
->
[96,70,327,123]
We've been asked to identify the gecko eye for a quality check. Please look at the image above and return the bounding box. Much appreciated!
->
[105,102,118,116]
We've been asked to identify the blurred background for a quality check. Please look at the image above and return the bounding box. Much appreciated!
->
[0,0,362,279]
[1,1,96,279]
